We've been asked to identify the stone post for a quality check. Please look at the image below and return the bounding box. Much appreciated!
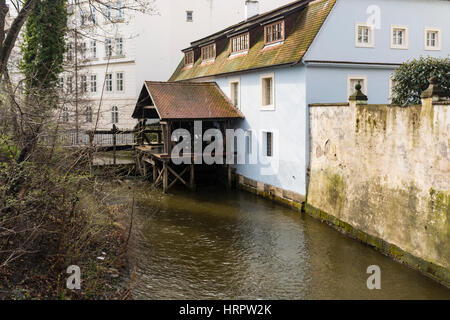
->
[348,83,368,107]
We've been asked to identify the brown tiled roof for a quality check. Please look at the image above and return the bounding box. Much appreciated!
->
[169,0,336,81]
[132,81,244,120]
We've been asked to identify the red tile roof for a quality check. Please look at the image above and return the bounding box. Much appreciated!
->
[133,81,244,121]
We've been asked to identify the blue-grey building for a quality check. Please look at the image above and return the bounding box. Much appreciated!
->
[156,0,449,200]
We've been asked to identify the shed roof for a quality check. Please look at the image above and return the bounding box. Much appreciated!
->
[132,81,244,121]
[169,0,336,81]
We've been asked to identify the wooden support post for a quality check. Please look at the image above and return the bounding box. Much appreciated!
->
[227,164,232,190]
[112,125,117,165]
[153,163,157,183]
[190,164,196,191]
[163,162,168,193]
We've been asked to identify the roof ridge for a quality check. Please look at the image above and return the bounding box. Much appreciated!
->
[145,81,215,86]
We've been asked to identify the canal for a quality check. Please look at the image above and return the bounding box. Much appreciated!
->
[122,183,449,300]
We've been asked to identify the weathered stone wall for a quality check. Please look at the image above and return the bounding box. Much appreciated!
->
[307,100,449,283]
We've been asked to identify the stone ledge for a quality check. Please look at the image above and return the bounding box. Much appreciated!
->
[236,174,304,211]
[304,203,450,287]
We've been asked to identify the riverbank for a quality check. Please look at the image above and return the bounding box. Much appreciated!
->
[0,181,132,300]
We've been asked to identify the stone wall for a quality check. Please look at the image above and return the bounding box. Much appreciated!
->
[307,99,449,284]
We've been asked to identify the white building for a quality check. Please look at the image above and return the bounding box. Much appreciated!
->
[62,0,292,131]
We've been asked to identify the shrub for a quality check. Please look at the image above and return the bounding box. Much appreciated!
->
[392,56,450,105]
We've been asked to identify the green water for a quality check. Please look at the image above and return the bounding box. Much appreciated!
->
[124,183,449,300]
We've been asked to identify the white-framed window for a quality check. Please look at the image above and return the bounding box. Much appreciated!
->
[80,42,87,60]
[86,106,93,123]
[425,28,441,50]
[59,77,64,90]
[81,75,87,92]
[111,106,119,124]
[115,37,123,55]
[246,130,253,155]
[355,23,374,48]
[116,1,123,20]
[67,76,73,93]
[347,75,367,98]
[105,38,113,57]
[230,79,240,109]
[90,40,97,58]
[391,25,408,49]
[264,131,273,157]
[105,73,113,91]
[90,7,96,24]
[116,72,124,91]
[67,43,73,61]
[186,11,193,22]
[260,73,275,110]
[80,9,86,26]
[90,75,97,93]
[105,4,111,21]
[62,106,69,123]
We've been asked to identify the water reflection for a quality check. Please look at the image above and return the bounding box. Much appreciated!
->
[125,184,449,300]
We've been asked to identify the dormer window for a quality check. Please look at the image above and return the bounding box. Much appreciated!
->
[201,43,216,61]
[184,51,194,66]
[231,33,249,54]
[264,20,284,45]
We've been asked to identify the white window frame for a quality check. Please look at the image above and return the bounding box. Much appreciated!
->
[186,10,193,22]
[90,40,97,59]
[229,78,240,109]
[90,74,97,93]
[105,38,113,57]
[112,106,119,124]
[263,131,274,158]
[81,75,87,93]
[260,73,275,111]
[105,73,113,92]
[355,23,374,48]
[116,72,124,92]
[391,25,408,49]
[347,75,368,98]
[424,28,441,51]
[115,37,123,56]
[86,106,93,123]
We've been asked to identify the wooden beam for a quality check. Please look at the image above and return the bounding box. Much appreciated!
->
[190,164,196,191]
[163,162,168,193]
[167,166,189,187]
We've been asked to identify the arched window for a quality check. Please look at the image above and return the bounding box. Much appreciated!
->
[86,106,93,123]
[62,106,69,123]
[111,106,119,124]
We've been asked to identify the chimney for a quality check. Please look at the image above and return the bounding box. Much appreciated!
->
[245,0,259,20]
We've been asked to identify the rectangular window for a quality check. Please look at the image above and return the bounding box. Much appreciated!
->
[265,21,284,45]
[265,132,273,157]
[105,73,113,91]
[90,40,97,58]
[81,75,87,93]
[115,37,123,55]
[231,33,249,53]
[80,42,87,60]
[230,80,240,108]
[184,51,194,66]
[391,26,408,49]
[67,76,73,93]
[90,75,97,93]
[356,23,374,47]
[105,5,111,21]
[347,75,367,98]
[186,11,193,22]
[116,72,124,91]
[90,7,96,24]
[80,9,86,26]
[261,74,274,110]
[246,131,252,155]
[59,77,64,90]
[67,43,73,61]
[116,1,123,20]
[425,28,441,50]
[105,39,112,57]
[201,44,216,61]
